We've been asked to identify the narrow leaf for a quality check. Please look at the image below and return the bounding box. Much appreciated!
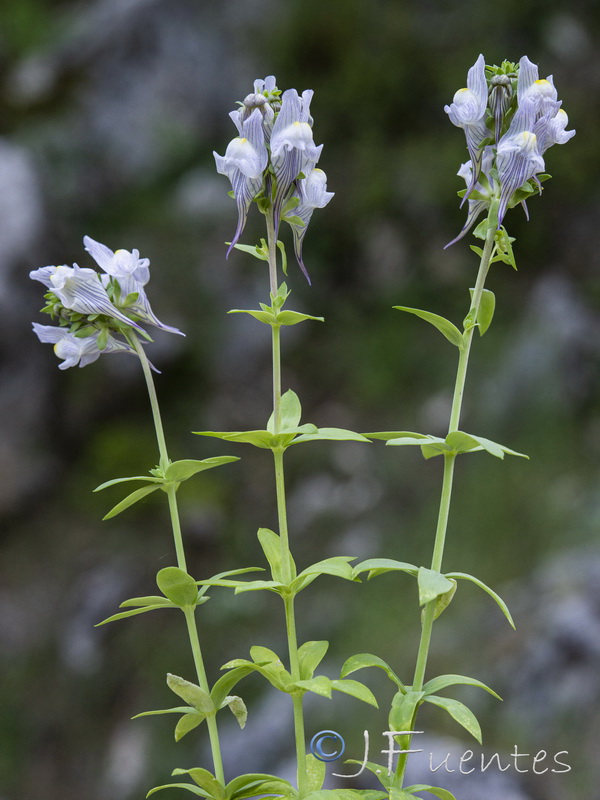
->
[172,768,227,800]
[164,457,239,482]
[167,674,214,714]
[120,595,174,608]
[291,427,370,444]
[95,604,168,626]
[175,712,205,741]
[352,558,418,581]
[340,652,406,692]
[468,288,495,336]
[424,695,482,744]
[298,641,329,680]
[388,690,424,732]
[277,310,324,325]
[132,706,196,718]
[422,674,501,701]
[404,786,457,800]
[445,572,515,629]
[306,753,327,792]
[146,783,210,798]
[102,484,160,520]
[222,695,247,728]
[393,307,463,348]
[227,309,276,324]
[211,666,255,708]
[331,679,378,707]
[94,475,163,491]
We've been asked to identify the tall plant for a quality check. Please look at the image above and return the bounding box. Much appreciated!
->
[29,55,574,800]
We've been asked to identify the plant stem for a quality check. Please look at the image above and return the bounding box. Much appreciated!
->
[266,215,308,795]
[130,333,225,784]
[184,607,225,784]
[397,222,497,783]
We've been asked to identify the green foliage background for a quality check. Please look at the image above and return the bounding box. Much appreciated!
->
[1,1,598,799]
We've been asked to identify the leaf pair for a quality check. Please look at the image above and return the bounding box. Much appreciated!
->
[367,429,527,461]
[136,672,247,744]
[95,456,239,520]
[148,766,295,800]
[196,391,369,451]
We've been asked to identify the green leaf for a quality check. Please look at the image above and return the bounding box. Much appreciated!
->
[303,792,387,800]
[120,595,174,608]
[175,712,206,741]
[233,580,284,594]
[102,484,161,520]
[211,666,255,708]
[164,457,239,482]
[388,690,424,732]
[363,430,428,441]
[193,429,277,449]
[422,674,501,701]
[294,675,332,698]
[424,695,482,744]
[293,427,370,444]
[228,308,277,325]
[330,679,378,707]
[393,307,464,348]
[228,242,269,261]
[132,705,196,718]
[95,604,168,626]
[340,652,406,692]
[404,786,457,800]
[277,310,324,326]
[172,769,227,800]
[292,557,356,592]
[494,226,517,270]
[280,389,302,430]
[352,558,418,581]
[276,239,288,276]
[298,641,329,680]
[226,774,295,800]
[157,567,199,606]
[469,288,495,336]
[306,754,327,793]
[147,782,211,798]
[250,646,281,664]
[417,567,455,606]
[220,658,292,692]
[221,695,247,729]
[257,528,284,581]
[428,578,456,620]
[167,674,215,714]
[445,572,515,629]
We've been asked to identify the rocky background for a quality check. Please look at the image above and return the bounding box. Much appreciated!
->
[1,1,599,799]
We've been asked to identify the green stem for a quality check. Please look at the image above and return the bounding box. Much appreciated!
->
[184,607,225,784]
[266,218,307,795]
[397,222,497,784]
[130,332,225,784]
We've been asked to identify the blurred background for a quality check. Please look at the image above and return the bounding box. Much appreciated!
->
[1,0,599,798]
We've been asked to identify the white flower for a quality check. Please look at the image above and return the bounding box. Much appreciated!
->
[444,54,489,200]
[32,323,135,369]
[83,236,183,335]
[214,108,268,256]
[270,89,323,235]
[284,168,334,283]
[29,263,144,331]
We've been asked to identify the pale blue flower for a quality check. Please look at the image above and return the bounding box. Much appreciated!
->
[214,108,268,256]
[444,54,489,201]
[445,148,495,247]
[496,99,545,227]
[270,89,323,236]
[29,263,144,331]
[83,236,183,336]
[32,323,135,369]
[517,56,560,118]
[284,168,334,283]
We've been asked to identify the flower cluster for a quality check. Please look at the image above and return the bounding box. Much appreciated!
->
[214,76,333,283]
[445,55,575,244]
[30,237,183,369]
